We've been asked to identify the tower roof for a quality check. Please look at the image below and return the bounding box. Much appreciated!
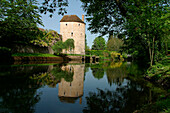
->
[60,15,85,24]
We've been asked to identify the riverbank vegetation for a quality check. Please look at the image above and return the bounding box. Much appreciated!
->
[81,0,169,112]
[0,0,169,112]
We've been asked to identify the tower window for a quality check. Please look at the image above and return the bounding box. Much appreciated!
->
[71,32,73,36]
[66,24,67,26]
[78,24,80,26]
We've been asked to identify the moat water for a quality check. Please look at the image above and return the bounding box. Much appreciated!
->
[0,61,161,113]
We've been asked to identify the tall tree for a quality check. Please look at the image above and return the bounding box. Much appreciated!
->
[0,0,43,47]
[81,0,169,66]
[92,37,106,50]
[107,35,124,51]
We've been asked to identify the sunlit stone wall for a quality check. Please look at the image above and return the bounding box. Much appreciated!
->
[60,21,85,55]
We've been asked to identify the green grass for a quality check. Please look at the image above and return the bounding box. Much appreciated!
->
[12,53,59,57]
[66,54,91,57]
[11,63,60,67]
[66,54,84,56]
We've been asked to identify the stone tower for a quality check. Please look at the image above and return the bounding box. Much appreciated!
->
[60,15,86,55]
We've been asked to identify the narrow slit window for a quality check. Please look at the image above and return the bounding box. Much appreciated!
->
[66,24,67,26]
[71,32,73,36]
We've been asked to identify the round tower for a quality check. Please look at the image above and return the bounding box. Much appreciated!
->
[60,15,86,55]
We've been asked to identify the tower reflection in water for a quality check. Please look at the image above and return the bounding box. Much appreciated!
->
[58,64,85,104]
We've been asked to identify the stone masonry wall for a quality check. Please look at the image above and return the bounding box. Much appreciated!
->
[60,22,85,55]
[11,44,54,54]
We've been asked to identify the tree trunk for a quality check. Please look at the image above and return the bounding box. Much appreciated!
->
[148,37,155,67]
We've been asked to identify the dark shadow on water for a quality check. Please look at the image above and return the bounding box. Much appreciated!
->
[83,80,156,113]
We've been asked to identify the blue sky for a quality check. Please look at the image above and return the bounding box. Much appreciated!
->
[38,0,108,48]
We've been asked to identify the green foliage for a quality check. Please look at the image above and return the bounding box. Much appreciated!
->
[81,0,125,35]
[12,53,58,57]
[110,51,124,61]
[107,35,124,51]
[52,38,75,54]
[86,50,111,57]
[31,30,61,47]
[92,37,106,50]
[39,0,68,17]
[81,0,169,66]
[86,50,126,60]
[146,62,169,78]
[64,39,75,51]
[122,52,128,59]
[145,57,170,89]
[0,47,11,51]
[124,0,169,66]
[0,0,43,47]
[52,41,64,54]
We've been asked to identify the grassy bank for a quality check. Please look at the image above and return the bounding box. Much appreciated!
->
[12,53,59,57]
[137,56,170,113]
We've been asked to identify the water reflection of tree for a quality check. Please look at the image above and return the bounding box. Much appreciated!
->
[91,68,104,80]
[0,75,41,113]
[106,66,127,86]
[83,80,151,113]
[30,66,74,87]
[0,65,75,112]
[51,66,73,82]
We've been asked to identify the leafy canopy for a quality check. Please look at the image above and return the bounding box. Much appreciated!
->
[81,0,169,66]
[92,37,106,50]
[107,35,124,51]
[52,38,75,54]
[0,0,43,47]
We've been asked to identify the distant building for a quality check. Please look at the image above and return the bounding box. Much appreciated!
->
[60,15,86,55]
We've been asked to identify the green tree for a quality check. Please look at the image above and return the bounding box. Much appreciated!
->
[52,41,64,54]
[52,38,75,54]
[31,30,61,47]
[81,0,169,66]
[64,39,75,52]
[123,0,169,66]
[107,35,124,51]
[92,37,106,50]
[0,0,43,47]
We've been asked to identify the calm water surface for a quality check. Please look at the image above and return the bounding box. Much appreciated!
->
[0,62,159,113]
